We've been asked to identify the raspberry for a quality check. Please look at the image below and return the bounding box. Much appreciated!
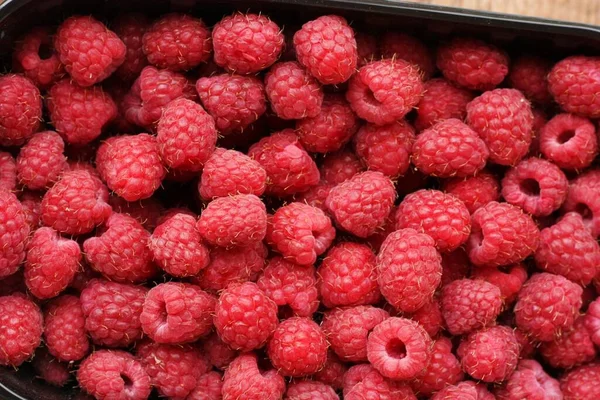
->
[432,381,494,400]
[318,242,380,308]
[267,202,335,265]
[548,55,600,118]
[0,191,29,279]
[80,279,147,347]
[539,317,596,369]
[286,381,337,400]
[471,263,527,305]
[24,227,80,299]
[0,152,16,192]
[196,74,267,135]
[514,272,582,342]
[257,257,319,317]
[562,169,600,236]
[96,134,166,201]
[294,181,333,211]
[43,295,88,362]
[343,364,417,400]
[437,38,508,91]
[466,88,534,166]
[202,332,238,370]
[367,317,433,380]
[396,189,471,252]
[267,316,328,377]
[112,14,149,81]
[294,15,357,84]
[0,295,43,366]
[140,282,215,344]
[55,16,125,86]
[215,282,278,351]
[414,78,474,131]
[32,349,71,387]
[586,298,600,346]
[354,120,416,178]
[222,353,286,400]
[248,130,320,196]
[47,79,117,145]
[441,278,502,335]
[346,59,423,125]
[19,191,42,230]
[265,61,324,120]
[213,13,283,74]
[13,27,64,88]
[411,337,463,396]
[0,74,42,146]
[409,296,443,338]
[442,171,500,214]
[539,113,598,169]
[142,13,211,71]
[535,212,600,285]
[157,98,217,172]
[467,201,539,267]
[16,131,67,190]
[355,32,378,67]
[188,371,223,400]
[441,248,471,286]
[320,150,364,185]
[508,55,552,104]
[377,228,442,312]
[381,32,434,79]
[314,351,347,389]
[495,359,562,400]
[108,196,163,231]
[321,305,389,362]
[77,350,150,400]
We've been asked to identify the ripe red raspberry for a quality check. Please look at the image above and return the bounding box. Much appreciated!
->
[248,130,320,196]
[440,248,470,286]
[562,169,600,236]
[540,317,596,369]
[314,351,347,390]
[19,190,42,230]
[346,59,423,125]
[432,381,494,400]
[560,363,600,400]
[377,228,442,312]
[267,202,335,265]
[294,181,333,211]
[318,242,380,308]
[355,32,378,67]
[411,337,463,396]
[202,332,237,370]
[13,27,64,88]
[414,78,474,131]
[32,349,71,387]
[77,350,150,400]
[508,55,552,104]
[196,74,267,135]
[501,157,568,216]
[409,296,443,338]
[267,316,328,377]
[43,295,89,362]
[466,88,534,166]
[441,278,502,335]
[467,201,539,267]
[188,371,223,400]
[294,15,357,84]
[514,273,582,342]
[55,16,125,86]
[320,150,364,185]
[286,381,337,400]
[548,55,600,118]
[437,38,508,91]
[495,359,562,400]
[0,74,42,146]
[96,134,166,201]
[343,364,417,400]
[108,196,163,231]
[47,79,117,145]
[112,14,149,81]
[381,31,434,79]
[257,257,318,317]
[586,298,600,346]
[222,353,286,400]
[535,212,600,285]
[539,113,598,169]
[471,263,527,305]
[265,61,324,120]
[354,120,415,178]
[321,305,389,362]
[16,131,67,190]
[80,279,146,347]
[0,191,29,279]
[0,294,43,366]
[442,171,500,214]
[0,152,16,192]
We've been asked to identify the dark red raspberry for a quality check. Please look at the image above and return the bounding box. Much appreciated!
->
[509,55,552,104]
[354,120,415,178]
[318,242,380,308]
[108,196,163,231]
[294,181,333,211]
[314,351,347,390]
[346,59,423,125]
[437,37,508,91]
[202,332,238,370]
[13,27,64,88]
[414,78,474,131]
[286,381,337,400]
[19,190,42,230]
[432,381,494,400]
[77,350,150,400]
[586,298,600,347]
[265,61,324,120]
[377,228,442,312]
[320,150,364,185]
[467,201,539,267]
[222,353,286,400]
[539,113,598,169]
[495,359,562,400]
[112,13,149,81]
[0,294,43,366]
[294,15,357,84]
[442,171,500,214]
[321,305,389,362]
[0,152,16,192]
[514,273,582,342]
[561,363,600,400]
[96,133,166,201]
[381,31,434,79]
[466,88,534,166]
[411,337,463,396]
[562,169,600,236]
[471,263,527,305]
[440,248,470,286]
[44,295,88,362]
[248,130,320,196]
[268,316,328,377]
[343,364,417,400]
[16,131,67,190]
[47,79,117,145]
[32,349,71,387]
[355,32,378,67]
[540,316,596,369]
[409,296,443,338]
[0,74,42,146]
[188,371,223,400]
[501,157,568,216]
[548,55,600,118]
[0,191,29,279]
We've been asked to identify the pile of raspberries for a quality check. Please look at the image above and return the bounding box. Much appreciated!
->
[1,9,600,400]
